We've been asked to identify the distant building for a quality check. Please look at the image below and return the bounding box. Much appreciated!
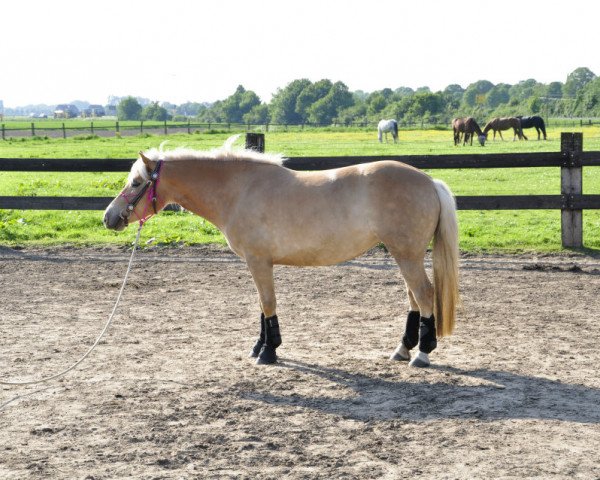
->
[105,105,117,116]
[82,104,106,117]
[54,104,80,118]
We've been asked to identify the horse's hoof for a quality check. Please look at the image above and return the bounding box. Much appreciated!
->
[389,344,410,362]
[409,352,430,368]
[255,345,277,365]
[249,340,264,358]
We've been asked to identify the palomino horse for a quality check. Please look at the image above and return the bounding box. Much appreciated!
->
[517,115,547,140]
[452,117,486,146]
[103,142,460,368]
[483,117,525,141]
[378,119,399,143]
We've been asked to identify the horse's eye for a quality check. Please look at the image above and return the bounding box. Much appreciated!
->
[132,181,141,188]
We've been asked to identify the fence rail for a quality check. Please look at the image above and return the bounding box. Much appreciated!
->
[3,118,600,139]
[0,132,599,248]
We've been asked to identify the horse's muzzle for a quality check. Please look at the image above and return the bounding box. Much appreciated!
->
[103,211,128,231]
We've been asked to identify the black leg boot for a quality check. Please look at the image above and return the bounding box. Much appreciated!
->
[409,314,437,368]
[403,310,421,350]
[256,315,282,365]
[418,314,437,354]
[249,313,265,358]
[390,310,420,361]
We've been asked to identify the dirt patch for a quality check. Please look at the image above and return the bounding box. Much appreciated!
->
[1,246,599,479]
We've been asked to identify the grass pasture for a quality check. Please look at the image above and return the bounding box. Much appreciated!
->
[1,126,599,251]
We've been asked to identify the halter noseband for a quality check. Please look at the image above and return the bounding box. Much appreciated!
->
[119,159,163,225]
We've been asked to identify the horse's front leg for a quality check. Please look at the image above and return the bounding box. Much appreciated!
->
[246,256,282,365]
[390,290,420,362]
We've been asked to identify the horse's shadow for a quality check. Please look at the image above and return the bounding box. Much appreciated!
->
[241,359,600,424]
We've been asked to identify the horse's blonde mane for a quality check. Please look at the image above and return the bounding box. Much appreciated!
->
[130,135,285,182]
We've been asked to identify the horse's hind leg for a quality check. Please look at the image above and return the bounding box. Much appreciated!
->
[389,255,437,368]
[245,257,282,365]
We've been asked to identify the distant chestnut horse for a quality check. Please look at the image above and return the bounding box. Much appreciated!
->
[517,115,547,140]
[452,117,486,146]
[483,117,525,141]
[103,140,460,368]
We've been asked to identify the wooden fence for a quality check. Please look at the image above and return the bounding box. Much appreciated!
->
[1,132,599,248]
[2,118,600,139]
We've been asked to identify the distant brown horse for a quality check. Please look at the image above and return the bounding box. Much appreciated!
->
[452,117,486,146]
[483,117,524,141]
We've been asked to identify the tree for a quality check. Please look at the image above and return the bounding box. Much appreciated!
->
[546,82,563,99]
[572,77,600,116]
[176,102,208,117]
[337,103,367,125]
[306,81,354,125]
[443,84,465,102]
[528,97,542,114]
[222,88,260,123]
[462,80,494,107]
[509,79,545,103]
[269,79,312,124]
[394,86,415,97]
[296,79,333,122]
[486,84,510,108]
[563,67,597,98]
[141,102,170,121]
[243,104,270,124]
[367,93,387,115]
[406,92,444,117]
[117,96,142,120]
[213,85,262,123]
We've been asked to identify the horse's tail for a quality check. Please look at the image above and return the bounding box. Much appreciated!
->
[432,179,460,337]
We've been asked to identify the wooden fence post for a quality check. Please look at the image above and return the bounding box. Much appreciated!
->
[560,132,583,248]
[245,133,265,153]
[62,123,66,139]
[31,122,35,137]
[164,120,167,135]
[1,124,5,140]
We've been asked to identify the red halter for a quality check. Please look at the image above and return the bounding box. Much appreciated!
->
[119,160,163,226]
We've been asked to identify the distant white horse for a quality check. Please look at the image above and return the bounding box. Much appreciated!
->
[378,119,399,143]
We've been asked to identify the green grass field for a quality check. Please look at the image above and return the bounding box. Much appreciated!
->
[1,127,599,252]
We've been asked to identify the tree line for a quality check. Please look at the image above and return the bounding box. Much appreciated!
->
[116,67,600,125]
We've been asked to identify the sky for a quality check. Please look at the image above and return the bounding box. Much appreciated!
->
[2,0,600,108]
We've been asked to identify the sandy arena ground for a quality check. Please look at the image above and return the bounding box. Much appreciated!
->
[1,245,599,479]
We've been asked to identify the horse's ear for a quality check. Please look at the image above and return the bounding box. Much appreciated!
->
[139,151,152,167]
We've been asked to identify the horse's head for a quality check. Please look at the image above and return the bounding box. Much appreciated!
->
[478,134,487,146]
[103,152,164,231]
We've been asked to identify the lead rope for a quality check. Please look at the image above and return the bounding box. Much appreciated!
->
[0,222,144,387]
